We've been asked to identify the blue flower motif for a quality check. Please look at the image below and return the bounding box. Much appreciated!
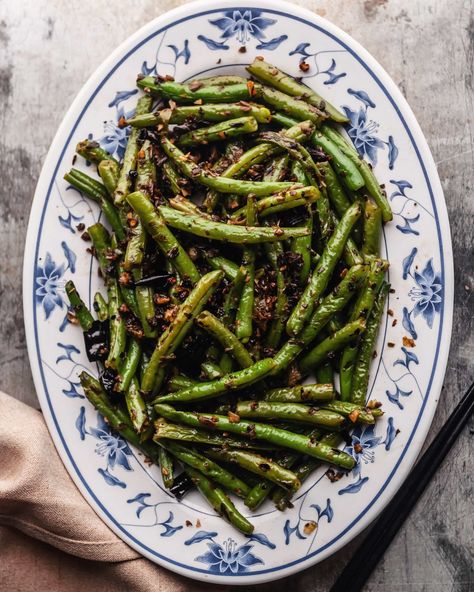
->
[343,106,385,165]
[99,118,129,161]
[35,252,65,319]
[346,424,382,474]
[409,259,442,328]
[89,413,133,471]
[209,10,276,44]
[196,538,263,574]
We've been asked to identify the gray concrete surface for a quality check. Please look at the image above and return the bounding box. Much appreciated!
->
[0,0,472,590]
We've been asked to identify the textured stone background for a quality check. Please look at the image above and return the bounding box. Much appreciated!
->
[0,0,473,590]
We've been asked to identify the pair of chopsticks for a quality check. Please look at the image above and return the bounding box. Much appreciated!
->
[330,381,474,592]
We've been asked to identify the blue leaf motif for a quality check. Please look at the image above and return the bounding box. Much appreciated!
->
[321,59,347,85]
[197,35,230,51]
[396,213,420,235]
[158,511,183,537]
[256,35,288,50]
[185,530,218,545]
[108,89,138,109]
[167,40,190,65]
[61,241,76,273]
[284,520,306,545]
[75,406,87,440]
[98,467,127,488]
[389,179,413,198]
[338,475,369,495]
[141,60,156,76]
[384,417,397,451]
[386,384,413,409]
[402,247,417,279]
[347,88,376,109]
[58,211,82,233]
[289,42,311,58]
[247,532,276,549]
[394,347,419,370]
[127,492,151,505]
[387,135,399,169]
[56,343,80,364]
[62,381,84,399]
[402,307,418,340]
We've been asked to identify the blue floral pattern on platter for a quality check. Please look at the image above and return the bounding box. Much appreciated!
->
[27,4,450,583]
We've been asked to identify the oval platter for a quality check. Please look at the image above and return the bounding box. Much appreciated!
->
[23,0,453,583]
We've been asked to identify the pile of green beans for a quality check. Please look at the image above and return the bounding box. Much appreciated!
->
[66,58,391,534]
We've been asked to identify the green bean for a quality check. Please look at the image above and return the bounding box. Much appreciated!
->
[321,125,393,222]
[230,186,320,221]
[274,264,366,372]
[98,159,120,195]
[287,201,362,336]
[316,362,334,386]
[264,232,287,350]
[138,77,255,103]
[290,161,313,285]
[153,419,275,451]
[262,384,335,403]
[255,84,325,125]
[80,371,160,458]
[162,160,183,195]
[125,377,150,433]
[93,291,108,322]
[88,223,113,278]
[114,95,152,205]
[299,318,366,374]
[236,196,256,342]
[263,154,289,181]
[205,448,301,492]
[321,400,379,424]
[271,112,299,128]
[158,206,309,244]
[183,465,254,534]
[312,130,365,191]
[187,74,248,86]
[160,440,251,497]
[161,136,299,195]
[339,258,389,400]
[127,191,200,283]
[178,116,258,147]
[105,279,127,370]
[154,404,355,470]
[141,270,223,395]
[204,254,239,280]
[168,196,214,220]
[235,401,346,429]
[76,140,118,165]
[196,311,253,368]
[167,375,197,391]
[201,360,222,380]
[64,169,126,241]
[127,102,272,127]
[247,58,347,123]
[362,197,382,258]
[272,432,341,510]
[65,280,94,330]
[116,338,141,393]
[318,161,353,220]
[157,447,174,488]
[155,358,275,404]
[351,282,389,405]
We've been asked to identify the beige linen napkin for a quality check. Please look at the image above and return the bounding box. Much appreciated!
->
[0,391,201,592]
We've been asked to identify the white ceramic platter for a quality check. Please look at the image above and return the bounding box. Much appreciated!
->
[23,0,453,583]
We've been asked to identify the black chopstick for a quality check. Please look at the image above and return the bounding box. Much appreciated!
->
[330,380,474,592]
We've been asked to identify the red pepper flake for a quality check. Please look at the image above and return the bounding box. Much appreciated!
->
[303,521,317,535]
[348,409,360,423]
[154,295,170,305]
[387,342,395,348]
[196,519,201,528]
[118,116,127,128]
[255,55,264,61]
[354,443,363,454]
[299,61,310,72]
[218,130,227,139]
[66,311,79,325]
[326,468,344,482]
[185,520,192,527]
[238,46,246,53]
[228,411,241,424]
[387,308,394,316]
[403,336,416,348]
[392,319,397,327]
[188,80,203,91]
[119,271,132,286]
[194,98,203,105]
[247,80,256,96]
[137,149,145,159]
